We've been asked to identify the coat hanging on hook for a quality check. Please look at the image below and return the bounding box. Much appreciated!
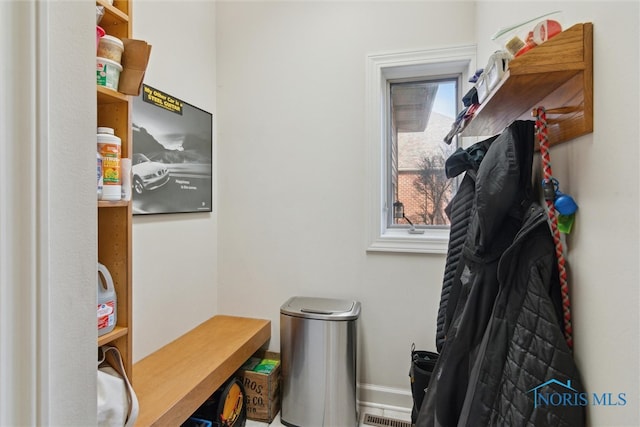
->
[418,120,584,427]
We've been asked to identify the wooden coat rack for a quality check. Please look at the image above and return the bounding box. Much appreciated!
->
[462,23,593,147]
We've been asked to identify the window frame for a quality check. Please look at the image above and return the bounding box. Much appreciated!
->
[365,45,476,254]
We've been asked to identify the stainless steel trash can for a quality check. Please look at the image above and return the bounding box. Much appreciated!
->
[280,296,361,427]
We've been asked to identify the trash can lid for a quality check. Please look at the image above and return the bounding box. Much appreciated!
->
[280,296,361,320]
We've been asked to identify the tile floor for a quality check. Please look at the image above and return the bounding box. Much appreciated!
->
[245,405,411,427]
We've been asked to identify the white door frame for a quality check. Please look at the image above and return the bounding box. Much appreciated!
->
[0,1,97,424]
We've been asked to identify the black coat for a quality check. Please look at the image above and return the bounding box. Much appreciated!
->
[435,135,496,354]
[418,121,585,427]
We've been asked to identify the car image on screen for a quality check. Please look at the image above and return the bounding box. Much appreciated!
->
[132,152,170,195]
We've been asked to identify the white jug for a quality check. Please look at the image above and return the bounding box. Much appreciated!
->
[98,262,117,336]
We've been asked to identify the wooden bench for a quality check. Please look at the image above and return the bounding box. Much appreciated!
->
[133,315,271,426]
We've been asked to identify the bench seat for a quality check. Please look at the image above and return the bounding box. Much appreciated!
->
[133,315,271,426]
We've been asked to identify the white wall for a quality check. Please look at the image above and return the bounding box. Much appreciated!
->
[132,1,219,361]
[215,1,475,406]
[476,2,639,426]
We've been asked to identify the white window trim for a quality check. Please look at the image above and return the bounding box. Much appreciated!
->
[365,45,476,254]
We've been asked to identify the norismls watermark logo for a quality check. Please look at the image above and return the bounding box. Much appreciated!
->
[528,378,627,408]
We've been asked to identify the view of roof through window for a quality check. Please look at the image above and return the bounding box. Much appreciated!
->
[391,78,459,227]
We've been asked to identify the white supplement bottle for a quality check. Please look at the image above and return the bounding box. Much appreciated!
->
[97,127,121,201]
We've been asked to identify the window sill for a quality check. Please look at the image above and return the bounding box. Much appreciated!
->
[366,227,449,254]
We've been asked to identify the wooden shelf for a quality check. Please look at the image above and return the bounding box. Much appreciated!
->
[97,85,129,104]
[98,200,129,208]
[461,23,593,147]
[98,326,129,346]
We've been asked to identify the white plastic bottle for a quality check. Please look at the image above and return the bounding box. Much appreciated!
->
[97,262,117,336]
[97,127,121,201]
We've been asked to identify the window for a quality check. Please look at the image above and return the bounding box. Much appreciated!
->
[389,78,459,229]
[365,46,476,254]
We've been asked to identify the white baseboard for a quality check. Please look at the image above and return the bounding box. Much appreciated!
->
[357,383,412,413]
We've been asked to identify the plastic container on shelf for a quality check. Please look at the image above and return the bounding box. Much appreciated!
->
[491,11,564,58]
[96,57,122,91]
[475,73,489,104]
[97,35,124,64]
[98,262,117,336]
[96,26,105,52]
[96,5,105,24]
[484,51,512,94]
[97,127,122,201]
[120,158,132,201]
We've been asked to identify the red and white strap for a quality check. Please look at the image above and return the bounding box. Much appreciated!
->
[533,107,573,350]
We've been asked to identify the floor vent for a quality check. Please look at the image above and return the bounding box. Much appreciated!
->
[363,413,412,427]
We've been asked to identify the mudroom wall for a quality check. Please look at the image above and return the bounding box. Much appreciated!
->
[474,3,639,426]
[131,0,477,408]
[214,0,476,407]
[131,1,218,360]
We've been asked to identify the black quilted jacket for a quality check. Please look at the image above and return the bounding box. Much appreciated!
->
[435,134,498,353]
[418,121,585,427]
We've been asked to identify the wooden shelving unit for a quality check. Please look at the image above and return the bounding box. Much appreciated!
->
[97,0,130,39]
[97,0,133,376]
[461,22,593,147]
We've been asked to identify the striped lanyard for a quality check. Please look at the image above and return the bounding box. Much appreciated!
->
[533,107,573,350]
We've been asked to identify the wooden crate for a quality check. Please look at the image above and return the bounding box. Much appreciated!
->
[236,350,281,423]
